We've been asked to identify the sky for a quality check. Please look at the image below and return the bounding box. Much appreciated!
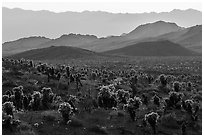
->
[2,1,202,13]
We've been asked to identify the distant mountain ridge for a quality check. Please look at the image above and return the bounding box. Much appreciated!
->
[3,7,201,42]
[38,33,98,49]
[79,22,201,52]
[2,21,202,57]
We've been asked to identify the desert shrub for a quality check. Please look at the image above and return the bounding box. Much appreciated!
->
[3,95,10,103]
[186,82,192,91]
[166,91,183,109]
[125,97,142,121]
[50,95,62,109]
[41,87,53,109]
[22,95,29,110]
[13,86,24,110]
[58,102,73,123]
[183,99,194,114]
[2,112,21,132]
[173,81,180,92]
[98,85,117,109]
[5,90,13,96]
[9,95,15,104]
[3,101,15,116]
[2,112,13,130]
[129,75,138,96]
[144,112,159,134]
[132,96,142,109]
[159,74,167,87]
[152,95,160,107]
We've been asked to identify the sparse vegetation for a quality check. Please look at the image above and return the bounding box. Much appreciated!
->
[2,56,202,135]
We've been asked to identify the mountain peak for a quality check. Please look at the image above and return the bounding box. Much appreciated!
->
[125,20,183,39]
[59,33,98,39]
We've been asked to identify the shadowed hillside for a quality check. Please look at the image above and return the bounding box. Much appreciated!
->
[104,40,200,56]
[9,46,101,60]
[2,36,51,56]
[157,25,202,53]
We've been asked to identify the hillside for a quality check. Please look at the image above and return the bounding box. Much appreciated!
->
[125,21,183,39]
[2,36,51,56]
[157,25,202,53]
[38,33,98,49]
[79,21,186,52]
[104,40,199,56]
[2,22,202,54]
[10,46,101,60]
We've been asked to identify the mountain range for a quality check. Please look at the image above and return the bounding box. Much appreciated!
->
[3,7,201,43]
[3,20,202,57]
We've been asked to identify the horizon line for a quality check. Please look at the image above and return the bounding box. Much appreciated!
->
[2,7,202,14]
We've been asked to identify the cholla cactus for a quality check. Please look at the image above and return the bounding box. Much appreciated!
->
[159,74,167,87]
[3,95,9,103]
[91,72,97,80]
[2,111,21,130]
[58,102,73,123]
[116,89,129,104]
[29,91,42,111]
[41,87,53,109]
[98,86,110,108]
[168,92,183,108]
[29,60,34,67]
[145,112,159,134]
[184,99,194,114]
[3,101,15,116]
[2,112,13,129]
[125,97,142,121]
[153,95,160,107]
[5,90,12,97]
[12,86,24,110]
[173,81,180,92]
[99,85,111,98]
[132,96,142,110]
[186,82,192,91]
[130,69,136,76]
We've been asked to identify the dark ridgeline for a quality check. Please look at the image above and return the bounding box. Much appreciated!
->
[9,46,99,60]
[103,40,200,56]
